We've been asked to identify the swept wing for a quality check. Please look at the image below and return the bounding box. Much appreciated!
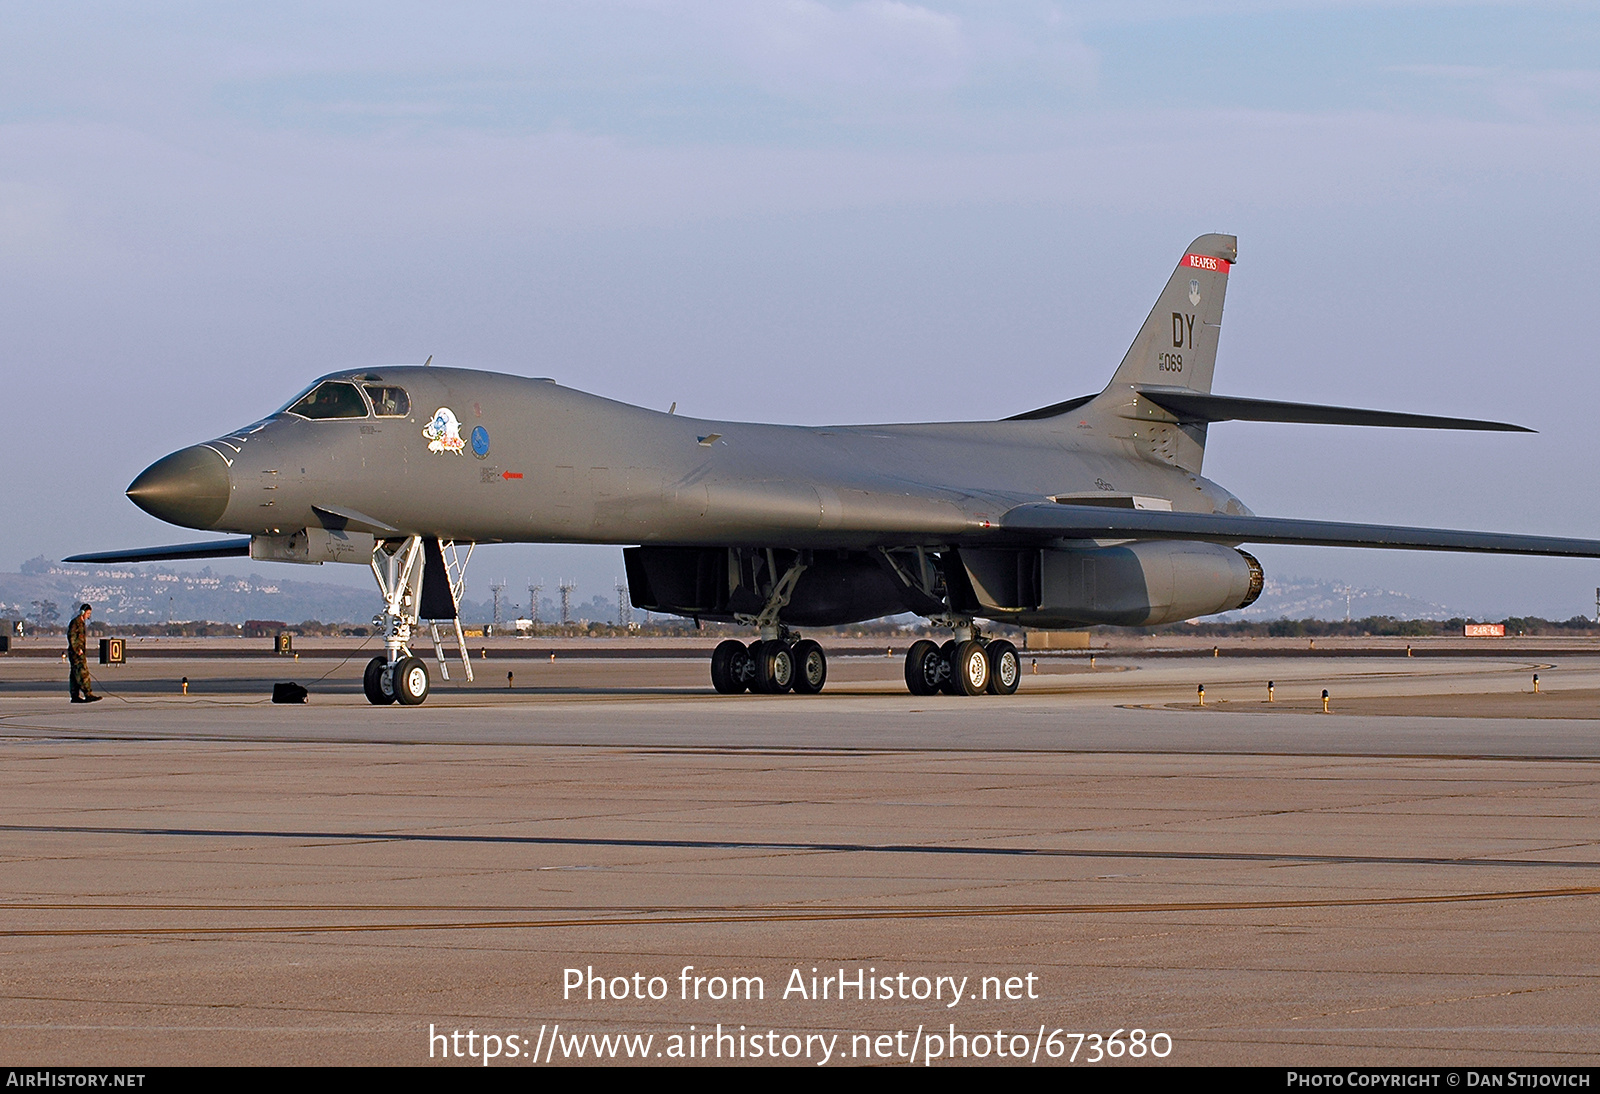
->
[998,504,1600,558]
[65,539,252,564]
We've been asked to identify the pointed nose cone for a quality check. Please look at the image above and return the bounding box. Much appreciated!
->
[127,445,232,530]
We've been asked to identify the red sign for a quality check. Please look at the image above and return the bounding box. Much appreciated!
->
[1463,623,1505,637]
[1182,254,1231,273]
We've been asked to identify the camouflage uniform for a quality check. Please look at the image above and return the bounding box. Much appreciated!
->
[67,610,96,702]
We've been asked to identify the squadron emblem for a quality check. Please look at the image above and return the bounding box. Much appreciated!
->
[1188,279,1201,307]
[423,407,467,455]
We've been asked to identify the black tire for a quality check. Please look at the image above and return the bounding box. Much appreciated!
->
[363,656,396,705]
[791,639,826,695]
[753,640,795,694]
[735,642,759,690]
[938,639,962,695]
[904,639,943,696]
[392,656,430,705]
[711,639,751,694]
[951,640,990,695]
[986,640,1020,695]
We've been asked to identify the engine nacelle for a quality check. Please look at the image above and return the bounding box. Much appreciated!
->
[957,541,1263,628]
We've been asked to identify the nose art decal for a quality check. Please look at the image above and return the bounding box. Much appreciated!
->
[423,407,466,455]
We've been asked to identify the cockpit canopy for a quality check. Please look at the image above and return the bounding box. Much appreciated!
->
[285,381,366,419]
[365,385,409,417]
[281,380,410,420]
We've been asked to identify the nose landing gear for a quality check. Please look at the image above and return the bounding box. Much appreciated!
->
[363,535,473,706]
[393,656,431,704]
[363,656,396,705]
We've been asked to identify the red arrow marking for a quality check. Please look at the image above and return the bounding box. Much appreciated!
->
[502,472,523,480]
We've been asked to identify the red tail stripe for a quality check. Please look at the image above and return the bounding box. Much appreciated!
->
[1182,253,1231,273]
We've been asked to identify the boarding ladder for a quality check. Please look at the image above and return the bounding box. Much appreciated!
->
[427,539,475,682]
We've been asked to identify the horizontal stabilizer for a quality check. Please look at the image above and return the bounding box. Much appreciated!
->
[999,504,1600,558]
[1134,388,1532,432]
[1003,394,1096,422]
[64,538,253,564]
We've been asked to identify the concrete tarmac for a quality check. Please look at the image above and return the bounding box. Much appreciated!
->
[1,644,1598,1066]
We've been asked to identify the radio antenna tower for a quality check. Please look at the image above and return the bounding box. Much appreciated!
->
[528,582,543,626]
[490,580,507,627]
[615,579,632,627]
[559,580,576,625]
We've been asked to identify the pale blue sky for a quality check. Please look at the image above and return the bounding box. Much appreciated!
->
[4,1,1597,617]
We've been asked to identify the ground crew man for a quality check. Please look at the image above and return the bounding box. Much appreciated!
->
[67,603,100,703]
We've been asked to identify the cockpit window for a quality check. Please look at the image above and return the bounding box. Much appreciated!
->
[364,385,410,417]
[285,381,368,420]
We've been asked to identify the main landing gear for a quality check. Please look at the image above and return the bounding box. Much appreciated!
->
[711,636,828,695]
[708,551,829,695]
[904,630,1019,697]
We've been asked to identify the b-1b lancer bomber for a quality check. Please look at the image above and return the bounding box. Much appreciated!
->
[71,235,1600,705]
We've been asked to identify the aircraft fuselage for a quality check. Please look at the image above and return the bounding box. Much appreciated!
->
[139,366,1248,550]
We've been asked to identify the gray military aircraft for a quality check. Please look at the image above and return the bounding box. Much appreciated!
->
[69,234,1600,705]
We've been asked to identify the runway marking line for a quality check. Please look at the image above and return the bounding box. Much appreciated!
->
[4,821,1600,869]
[1,728,1598,764]
[3,887,1598,937]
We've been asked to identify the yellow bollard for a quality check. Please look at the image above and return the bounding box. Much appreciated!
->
[1309,639,1315,650]
[1267,681,1274,703]
[1406,644,1413,657]
[1321,689,1330,713]
[1213,646,1219,658]
[1031,658,1038,675]
[508,671,514,689]
[181,676,188,696]
[550,652,556,663]
[1198,684,1205,706]
[886,647,892,658]
[1089,655,1096,669]
[1533,673,1540,694]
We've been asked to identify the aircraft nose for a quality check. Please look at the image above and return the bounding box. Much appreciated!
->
[126,445,233,530]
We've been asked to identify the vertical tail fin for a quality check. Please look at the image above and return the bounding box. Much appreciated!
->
[1109,233,1236,394]
[1070,234,1237,475]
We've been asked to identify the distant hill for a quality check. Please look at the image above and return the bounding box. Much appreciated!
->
[1,557,623,627]
[3,557,380,626]
[1214,575,1463,622]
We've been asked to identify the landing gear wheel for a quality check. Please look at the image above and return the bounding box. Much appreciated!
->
[753,640,795,694]
[938,639,962,695]
[363,656,396,705]
[985,639,1020,695]
[951,640,990,696]
[711,639,753,694]
[905,639,943,696]
[392,656,430,705]
[791,639,827,695]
